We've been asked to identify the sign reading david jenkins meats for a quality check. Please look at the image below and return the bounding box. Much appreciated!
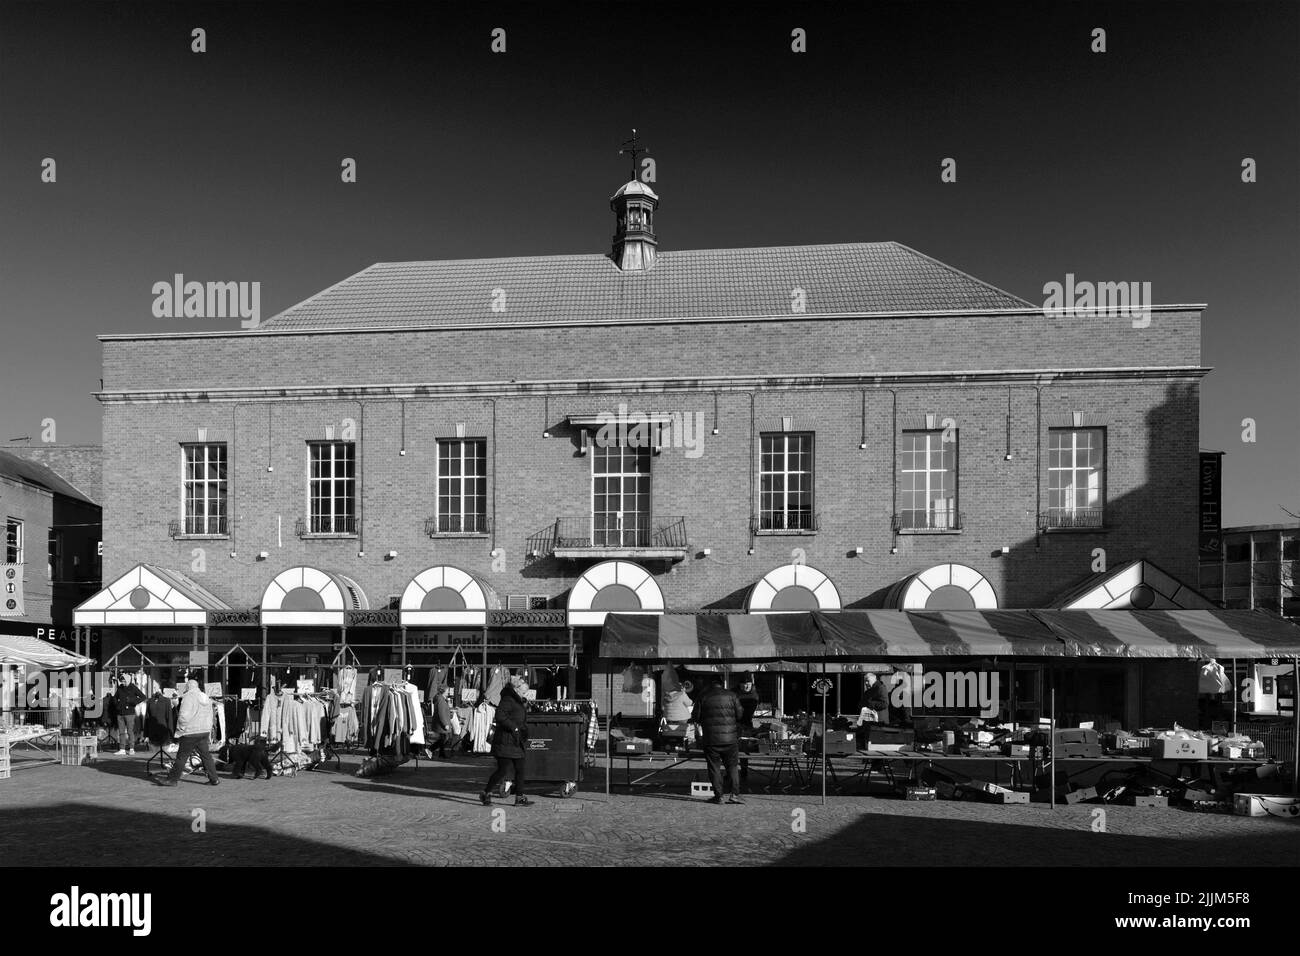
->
[1198,452,1224,556]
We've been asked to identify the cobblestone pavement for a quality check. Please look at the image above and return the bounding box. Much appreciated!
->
[1,752,1296,866]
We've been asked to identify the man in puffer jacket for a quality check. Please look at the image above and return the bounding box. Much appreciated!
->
[155,680,219,787]
[696,675,746,804]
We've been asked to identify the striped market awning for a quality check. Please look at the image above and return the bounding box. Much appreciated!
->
[601,612,823,661]
[599,609,1300,661]
[1031,610,1300,659]
[814,611,1072,658]
[0,633,93,669]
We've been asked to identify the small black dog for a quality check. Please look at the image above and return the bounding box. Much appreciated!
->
[218,739,274,780]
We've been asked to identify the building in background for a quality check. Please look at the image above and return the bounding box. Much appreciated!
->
[0,448,102,653]
[1199,522,1300,621]
[76,170,1220,727]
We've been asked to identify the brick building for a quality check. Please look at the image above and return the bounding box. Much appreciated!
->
[75,175,1227,727]
[0,449,102,648]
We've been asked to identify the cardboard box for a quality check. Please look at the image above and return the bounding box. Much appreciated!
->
[813,731,857,755]
[1127,795,1168,808]
[905,786,936,801]
[1065,786,1098,804]
[1002,744,1031,757]
[615,740,652,754]
[689,781,715,800]
[1150,737,1209,760]
[994,790,1030,804]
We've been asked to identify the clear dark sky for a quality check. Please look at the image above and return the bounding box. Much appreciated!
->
[1,1,1296,524]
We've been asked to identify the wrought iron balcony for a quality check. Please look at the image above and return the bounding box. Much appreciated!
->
[751,511,819,534]
[893,510,964,533]
[1038,509,1105,531]
[169,515,229,537]
[425,514,492,536]
[529,515,688,560]
[296,514,359,537]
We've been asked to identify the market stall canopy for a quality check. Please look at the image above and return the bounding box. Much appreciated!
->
[0,633,92,669]
[598,609,1300,661]
[814,610,1071,657]
[601,612,824,661]
[1031,610,1300,659]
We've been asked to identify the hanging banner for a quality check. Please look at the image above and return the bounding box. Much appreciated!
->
[1,564,23,617]
[1198,452,1223,556]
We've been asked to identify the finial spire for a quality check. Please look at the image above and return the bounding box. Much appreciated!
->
[619,128,646,183]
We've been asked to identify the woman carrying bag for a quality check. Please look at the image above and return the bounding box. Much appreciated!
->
[479,676,533,807]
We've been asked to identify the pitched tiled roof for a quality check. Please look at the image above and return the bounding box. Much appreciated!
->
[258,241,1033,331]
[0,450,96,505]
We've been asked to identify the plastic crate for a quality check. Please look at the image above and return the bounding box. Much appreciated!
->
[1249,723,1296,762]
[58,736,98,767]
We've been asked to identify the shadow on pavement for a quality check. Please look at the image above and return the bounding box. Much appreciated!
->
[771,807,1300,867]
[0,803,409,866]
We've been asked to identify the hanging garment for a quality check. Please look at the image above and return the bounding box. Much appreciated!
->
[484,667,508,707]
[338,666,358,705]
[402,683,425,745]
[334,705,359,744]
[1199,659,1232,694]
[261,692,283,741]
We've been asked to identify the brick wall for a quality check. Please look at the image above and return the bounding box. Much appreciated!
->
[99,376,1201,612]
[102,309,1203,392]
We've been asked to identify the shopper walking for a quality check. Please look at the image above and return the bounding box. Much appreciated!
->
[154,680,219,787]
[430,683,455,759]
[479,676,532,806]
[697,674,745,804]
[113,674,146,755]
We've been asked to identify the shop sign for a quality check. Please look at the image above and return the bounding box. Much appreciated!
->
[1198,452,1223,555]
[1,564,23,617]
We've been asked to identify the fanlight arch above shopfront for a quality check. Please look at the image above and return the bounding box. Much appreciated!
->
[400,565,498,627]
[567,560,665,627]
[889,563,998,611]
[260,566,369,626]
[746,564,842,614]
[73,563,229,626]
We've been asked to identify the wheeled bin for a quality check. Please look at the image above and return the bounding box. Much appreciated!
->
[523,712,586,797]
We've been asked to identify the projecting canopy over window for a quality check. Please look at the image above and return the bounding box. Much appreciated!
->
[73,563,230,626]
[890,563,998,611]
[261,565,368,626]
[567,560,665,627]
[400,565,498,627]
[747,564,842,614]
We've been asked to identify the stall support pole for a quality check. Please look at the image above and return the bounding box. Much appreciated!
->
[1049,683,1057,812]
[605,667,612,798]
[567,628,576,698]
[1231,658,1237,735]
[481,627,488,675]
[203,625,209,651]
[191,625,199,651]
[400,626,407,667]
[261,626,268,693]
[821,660,828,807]
[1293,658,1299,796]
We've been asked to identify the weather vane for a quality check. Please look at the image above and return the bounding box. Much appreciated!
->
[619,128,646,182]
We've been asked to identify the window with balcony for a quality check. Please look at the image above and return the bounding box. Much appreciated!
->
[182,443,228,535]
[592,441,651,546]
[759,432,815,531]
[1045,428,1105,529]
[5,517,22,564]
[898,430,959,530]
[436,439,488,533]
[308,441,356,534]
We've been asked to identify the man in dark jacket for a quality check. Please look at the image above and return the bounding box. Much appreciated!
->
[113,676,146,755]
[697,675,745,804]
[860,672,891,726]
[480,678,533,807]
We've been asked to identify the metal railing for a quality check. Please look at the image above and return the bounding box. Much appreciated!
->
[531,515,688,553]
[751,511,819,533]
[297,514,359,536]
[169,515,228,537]
[1038,509,1105,530]
[893,511,964,532]
[425,514,492,536]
